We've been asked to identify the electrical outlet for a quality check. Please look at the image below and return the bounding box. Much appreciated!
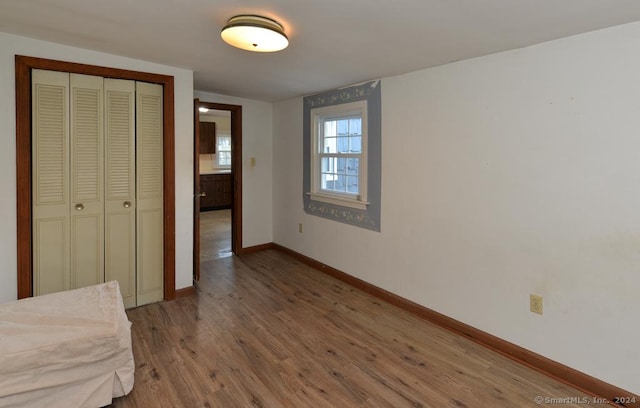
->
[530,294,543,315]
[298,223,303,233]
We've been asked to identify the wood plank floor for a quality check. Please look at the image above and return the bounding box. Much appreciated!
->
[199,209,232,262]
[111,212,591,407]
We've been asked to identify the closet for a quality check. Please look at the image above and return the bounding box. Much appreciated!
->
[31,69,164,308]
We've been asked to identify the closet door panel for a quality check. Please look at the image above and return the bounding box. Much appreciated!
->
[32,70,70,295]
[104,78,136,308]
[137,208,163,302]
[69,73,104,289]
[136,82,164,306]
[34,218,68,295]
[71,215,102,288]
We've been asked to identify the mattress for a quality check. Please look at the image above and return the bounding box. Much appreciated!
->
[0,281,135,408]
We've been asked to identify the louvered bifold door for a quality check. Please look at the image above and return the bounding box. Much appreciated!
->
[32,70,70,296]
[104,79,136,308]
[69,74,105,289]
[135,81,164,306]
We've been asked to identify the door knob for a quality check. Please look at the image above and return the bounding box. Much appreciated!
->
[123,201,132,208]
[75,203,84,211]
[199,192,206,197]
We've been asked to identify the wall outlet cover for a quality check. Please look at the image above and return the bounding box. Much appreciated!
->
[530,294,543,315]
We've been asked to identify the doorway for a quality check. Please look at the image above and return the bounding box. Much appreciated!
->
[193,100,242,282]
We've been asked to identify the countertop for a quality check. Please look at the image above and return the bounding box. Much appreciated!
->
[200,169,231,175]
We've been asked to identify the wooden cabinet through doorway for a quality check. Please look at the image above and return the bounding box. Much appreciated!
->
[200,173,232,210]
[200,122,216,154]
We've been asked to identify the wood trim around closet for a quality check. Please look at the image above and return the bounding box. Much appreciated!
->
[15,55,176,301]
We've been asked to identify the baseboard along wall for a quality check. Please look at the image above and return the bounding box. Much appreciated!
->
[254,243,637,407]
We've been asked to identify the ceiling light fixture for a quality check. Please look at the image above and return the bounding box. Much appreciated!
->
[221,15,288,52]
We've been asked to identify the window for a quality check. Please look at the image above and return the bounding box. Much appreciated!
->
[310,100,367,209]
[303,80,381,231]
[216,134,231,167]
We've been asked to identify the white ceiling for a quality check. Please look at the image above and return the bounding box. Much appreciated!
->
[2,0,640,102]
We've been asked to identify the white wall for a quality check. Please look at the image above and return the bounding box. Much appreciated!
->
[273,22,640,394]
[0,32,195,300]
[194,90,274,248]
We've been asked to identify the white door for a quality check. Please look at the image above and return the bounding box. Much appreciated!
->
[104,78,137,308]
[135,82,164,306]
[70,73,105,289]
[32,70,70,296]
[32,70,164,307]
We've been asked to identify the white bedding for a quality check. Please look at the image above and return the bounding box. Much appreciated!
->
[0,281,134,408]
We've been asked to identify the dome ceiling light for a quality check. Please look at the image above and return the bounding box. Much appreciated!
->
[220,15,289,52]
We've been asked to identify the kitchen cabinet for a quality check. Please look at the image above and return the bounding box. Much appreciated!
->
[200,122,216,154]
[200,173,232,210]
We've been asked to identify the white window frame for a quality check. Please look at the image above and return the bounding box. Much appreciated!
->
[309,100,368,210]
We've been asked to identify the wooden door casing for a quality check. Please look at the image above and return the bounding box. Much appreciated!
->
[193,98,201,283]
[192,101,243,286]
[16,55,176,301]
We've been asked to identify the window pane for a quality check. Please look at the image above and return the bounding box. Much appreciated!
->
[337,119,349,136]
[349,118,361,135]
[349,136,361,153]
[337,136,349,153]
[349,118,362,153]
[317,114,363,197]
[324,121,337,137]
[323,136,336,153]
[321,173,329,189]
[321,157,336,173]
[346,158,359,175]
[346,176,359,194]
[320,154,361,195]
[217,135,231,150]
[323,117,362,154]
[217,134,231,167]
[218,151,231,166]
[321,173,338,190]
[335,174,346,192]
